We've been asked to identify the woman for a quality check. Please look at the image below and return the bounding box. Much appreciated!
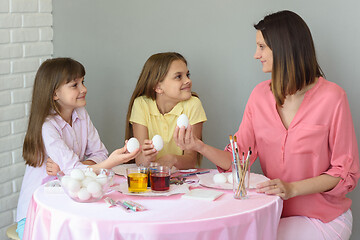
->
[174,10,359,239]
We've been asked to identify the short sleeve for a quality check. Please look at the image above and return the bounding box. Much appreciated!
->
[129,97,148,127]
[185,97,207,125]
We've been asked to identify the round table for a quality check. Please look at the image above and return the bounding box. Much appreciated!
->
[23,171,283,240]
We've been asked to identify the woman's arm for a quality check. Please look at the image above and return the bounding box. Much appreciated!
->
[173,124,233,170]
[257,174,341,200]
[132,123,157,166]
[157,122,203,169]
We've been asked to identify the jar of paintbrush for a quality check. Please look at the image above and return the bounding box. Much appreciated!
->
[229,136,251,199]
[232,159,249,199]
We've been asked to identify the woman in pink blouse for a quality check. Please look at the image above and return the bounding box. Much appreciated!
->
[174,10,359,239]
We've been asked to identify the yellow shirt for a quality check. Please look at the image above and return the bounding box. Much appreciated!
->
[130,96,207,159]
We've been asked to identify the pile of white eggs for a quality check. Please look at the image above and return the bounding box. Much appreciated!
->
[60,169,111,202]
[213,173,233,184]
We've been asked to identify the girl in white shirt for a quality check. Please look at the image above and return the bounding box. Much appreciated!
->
[16,58,139,239]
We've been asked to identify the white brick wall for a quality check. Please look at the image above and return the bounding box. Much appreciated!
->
[0,0,53,237]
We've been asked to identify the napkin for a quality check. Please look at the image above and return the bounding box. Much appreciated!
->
[181,189,223,201]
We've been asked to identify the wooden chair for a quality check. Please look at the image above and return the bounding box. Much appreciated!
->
[6,223,20,240]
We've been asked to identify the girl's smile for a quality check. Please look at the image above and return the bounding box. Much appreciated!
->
[54,77,87,121]
[155,60,193,114]
[180,84,191,91]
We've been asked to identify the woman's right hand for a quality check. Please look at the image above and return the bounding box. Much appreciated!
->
[173,124,203,152]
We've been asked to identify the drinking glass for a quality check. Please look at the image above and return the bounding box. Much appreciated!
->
[150,166,171,192]
[147,162,159,187]
[126,167,148,192]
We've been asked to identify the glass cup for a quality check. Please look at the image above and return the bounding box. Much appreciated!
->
[232,161,250,199]
[150,166,171,192]
[126,167,148,193]
[147,162,160,187]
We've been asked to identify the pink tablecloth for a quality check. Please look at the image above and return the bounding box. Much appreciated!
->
[23,174,283,240]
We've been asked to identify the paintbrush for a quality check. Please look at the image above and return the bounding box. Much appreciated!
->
[229,135,240,182]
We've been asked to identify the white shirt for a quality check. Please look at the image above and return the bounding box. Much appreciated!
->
[16,107,108,221]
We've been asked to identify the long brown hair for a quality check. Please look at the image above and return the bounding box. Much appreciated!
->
[254,10,324,106]
[125,52,197,140]
[23,58,85,167]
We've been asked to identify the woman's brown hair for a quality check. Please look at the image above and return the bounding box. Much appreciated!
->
[23,58,85,167]
[125,52,198,140]
[254,10,324,106]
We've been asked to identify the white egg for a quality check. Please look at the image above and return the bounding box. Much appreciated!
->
[152,135,164,151]
[81,177,95,187]
[96,174,108,185]
[227,173,233,184]
[61,175,71,188]
[213,173,227,184]
[177,114,189,129]
[92,191,103,198]
[77,188,91,201]
[68,191,78,198]
[87,181,102,194]
[67,179,81,192]
[127,137,140,153]
[84,170,97,178]
[70,169,85,181]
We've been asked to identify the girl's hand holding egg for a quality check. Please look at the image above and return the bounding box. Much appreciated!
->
[138,139,158,166]
[126,137,140,153]
[100,142,140,169]
[152,135,164,151]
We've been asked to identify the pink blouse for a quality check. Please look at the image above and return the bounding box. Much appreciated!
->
[226,77,360,223]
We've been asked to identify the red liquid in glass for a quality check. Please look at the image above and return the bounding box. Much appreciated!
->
[150,172,170,191]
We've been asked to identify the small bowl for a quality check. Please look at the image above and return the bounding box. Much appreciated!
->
[57,168,114,203]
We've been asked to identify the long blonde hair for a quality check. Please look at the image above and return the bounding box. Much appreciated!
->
[23,58,85,167]
[125,52,198,140]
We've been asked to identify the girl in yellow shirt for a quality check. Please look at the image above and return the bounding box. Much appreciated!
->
[125,52,207,169]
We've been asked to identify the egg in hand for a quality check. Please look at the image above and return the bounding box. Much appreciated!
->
[127,137,140,153]
[177,114,189,129]
[152,135,164,151]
